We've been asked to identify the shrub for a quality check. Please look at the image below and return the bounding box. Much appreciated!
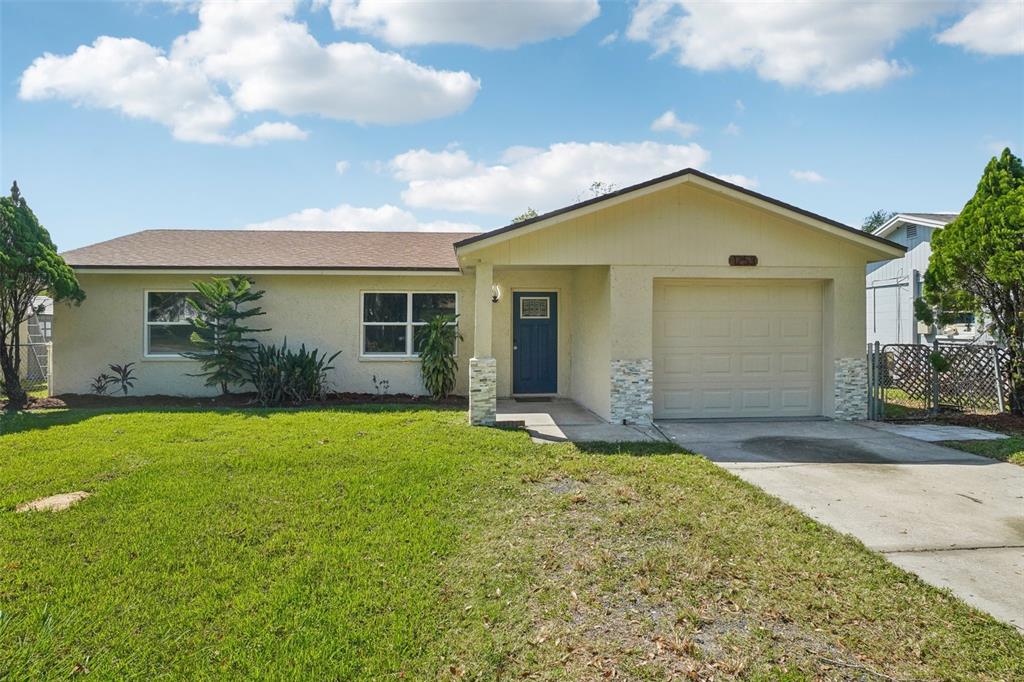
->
[417,314,461,400]
[108,363,137,396]
[244,340,340,407]
[183,276,268,395]
[90,373,114,396]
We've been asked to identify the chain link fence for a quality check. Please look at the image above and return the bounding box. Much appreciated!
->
[3,343,50,396]
[867,342,1011,419]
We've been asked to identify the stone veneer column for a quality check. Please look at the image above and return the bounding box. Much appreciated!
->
[468,262,497,426]
[469,357,497,425]
[833,357,868,420]
[609,358,653,425]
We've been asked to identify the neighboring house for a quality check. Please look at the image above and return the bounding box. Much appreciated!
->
[56,169,903,423]
[866,212,986,347]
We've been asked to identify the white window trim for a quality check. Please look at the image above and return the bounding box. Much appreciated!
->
[360,291,458,359]
[143,289,198,360]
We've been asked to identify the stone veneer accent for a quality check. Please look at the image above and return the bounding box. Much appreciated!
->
[834,357,868,420]
[610,358,653,425]
[468,357,497,425]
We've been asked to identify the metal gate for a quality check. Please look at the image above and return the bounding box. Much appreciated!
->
[866,342,1011,419]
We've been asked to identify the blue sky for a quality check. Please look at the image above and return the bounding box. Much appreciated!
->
[2,0,1022,250]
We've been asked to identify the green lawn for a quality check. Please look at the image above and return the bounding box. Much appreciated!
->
[1,408,1021,679]
[941,435,1024,465]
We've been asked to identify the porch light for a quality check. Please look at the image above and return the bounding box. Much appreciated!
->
[491,284,502,303]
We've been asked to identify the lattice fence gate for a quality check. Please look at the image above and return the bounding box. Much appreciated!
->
[867,342,1011,419]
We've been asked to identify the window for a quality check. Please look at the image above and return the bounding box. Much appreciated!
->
[519,296,550,319]
[362,292,456,356]
[145,291,197,356]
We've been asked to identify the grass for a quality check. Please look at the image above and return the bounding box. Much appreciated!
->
[940,436,1024,465]
[880,387,927,418]
[0,383,48,402]
[1,407,1021,680]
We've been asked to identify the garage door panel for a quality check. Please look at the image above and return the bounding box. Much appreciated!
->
[654,280,823,419]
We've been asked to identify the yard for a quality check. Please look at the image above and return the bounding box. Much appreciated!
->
[1,407,1021,679]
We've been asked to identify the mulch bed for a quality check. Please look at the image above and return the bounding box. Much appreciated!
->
[3,392,467,411]
[887,410,1024,435]
[933,411,1024,436]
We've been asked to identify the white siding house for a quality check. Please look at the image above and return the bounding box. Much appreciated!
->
[866,212,985,346]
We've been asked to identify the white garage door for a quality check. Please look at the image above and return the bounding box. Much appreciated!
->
[653,280,823,419]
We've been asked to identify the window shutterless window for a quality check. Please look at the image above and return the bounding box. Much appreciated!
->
[145,291,197,356]
[362,292,457,356]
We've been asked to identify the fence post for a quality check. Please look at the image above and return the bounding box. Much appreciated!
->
[874,341,883,419]
[866,343,874,420]
[46,342,53,398]
[992,346,1005,413]
[930,338,940,415]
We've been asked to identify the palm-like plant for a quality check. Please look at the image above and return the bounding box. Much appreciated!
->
[417,314,461,400]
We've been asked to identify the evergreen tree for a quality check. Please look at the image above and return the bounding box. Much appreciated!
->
[923,148,1024,414]
[183,276,268,395]
[0,181,84,408]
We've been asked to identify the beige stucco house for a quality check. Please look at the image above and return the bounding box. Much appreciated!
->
[55,169,903,424]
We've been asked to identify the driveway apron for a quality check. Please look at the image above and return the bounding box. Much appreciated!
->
[656,419,1024,631]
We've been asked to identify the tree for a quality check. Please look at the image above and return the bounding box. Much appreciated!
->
[576,180,616,203]
[183,276,268,395]
[0,181,84,409]
[512,208,538,223]
[862,209,896,233]
[922,148,1024,414]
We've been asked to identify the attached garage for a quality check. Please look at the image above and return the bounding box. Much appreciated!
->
[653,279,824,419]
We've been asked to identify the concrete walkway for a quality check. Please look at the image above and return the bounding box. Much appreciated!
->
[865,421,1009,442]
[495,399,660,443]
[657,419,1024,631]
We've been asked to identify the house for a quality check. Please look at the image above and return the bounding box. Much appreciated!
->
[866,212,984,347]
[55,169,903,423]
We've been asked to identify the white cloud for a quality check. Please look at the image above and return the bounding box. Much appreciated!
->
[389,148,480,181]
[245,203,478,232]
[650,110,699,138]
[231,121,309,146]
[173,1,479,124]
[19,0,480,143]
[627,0,943,92]
[735,99,745,112]
[19,36,235,144]
[335,160,350,175]
[936,1,1024,55]
[712,173,758,189]
[600,31,619,47]
[723,122,741,136]
[394,140,711,216]
[790,169,827,183]
[325,0,599,48]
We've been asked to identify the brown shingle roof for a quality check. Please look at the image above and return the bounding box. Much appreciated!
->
[62,229,477,271]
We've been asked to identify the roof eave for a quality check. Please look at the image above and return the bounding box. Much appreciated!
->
[70,265,463,275]
[873,213,954,238]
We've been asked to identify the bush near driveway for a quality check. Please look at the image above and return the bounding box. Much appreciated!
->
[1,408,1021,679]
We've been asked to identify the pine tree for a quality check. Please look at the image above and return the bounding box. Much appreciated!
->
[923,148,1024,414]
[183,276,269,395]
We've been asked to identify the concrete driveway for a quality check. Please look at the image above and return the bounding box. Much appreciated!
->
[656,419,1024,631]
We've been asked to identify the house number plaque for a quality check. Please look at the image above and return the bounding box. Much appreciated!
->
[728,255,758,266]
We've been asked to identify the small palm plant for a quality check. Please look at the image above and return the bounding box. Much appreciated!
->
[417,314,461,400]
[107,362,136,396]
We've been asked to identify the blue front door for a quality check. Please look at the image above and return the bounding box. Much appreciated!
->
[513,291,558,394]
